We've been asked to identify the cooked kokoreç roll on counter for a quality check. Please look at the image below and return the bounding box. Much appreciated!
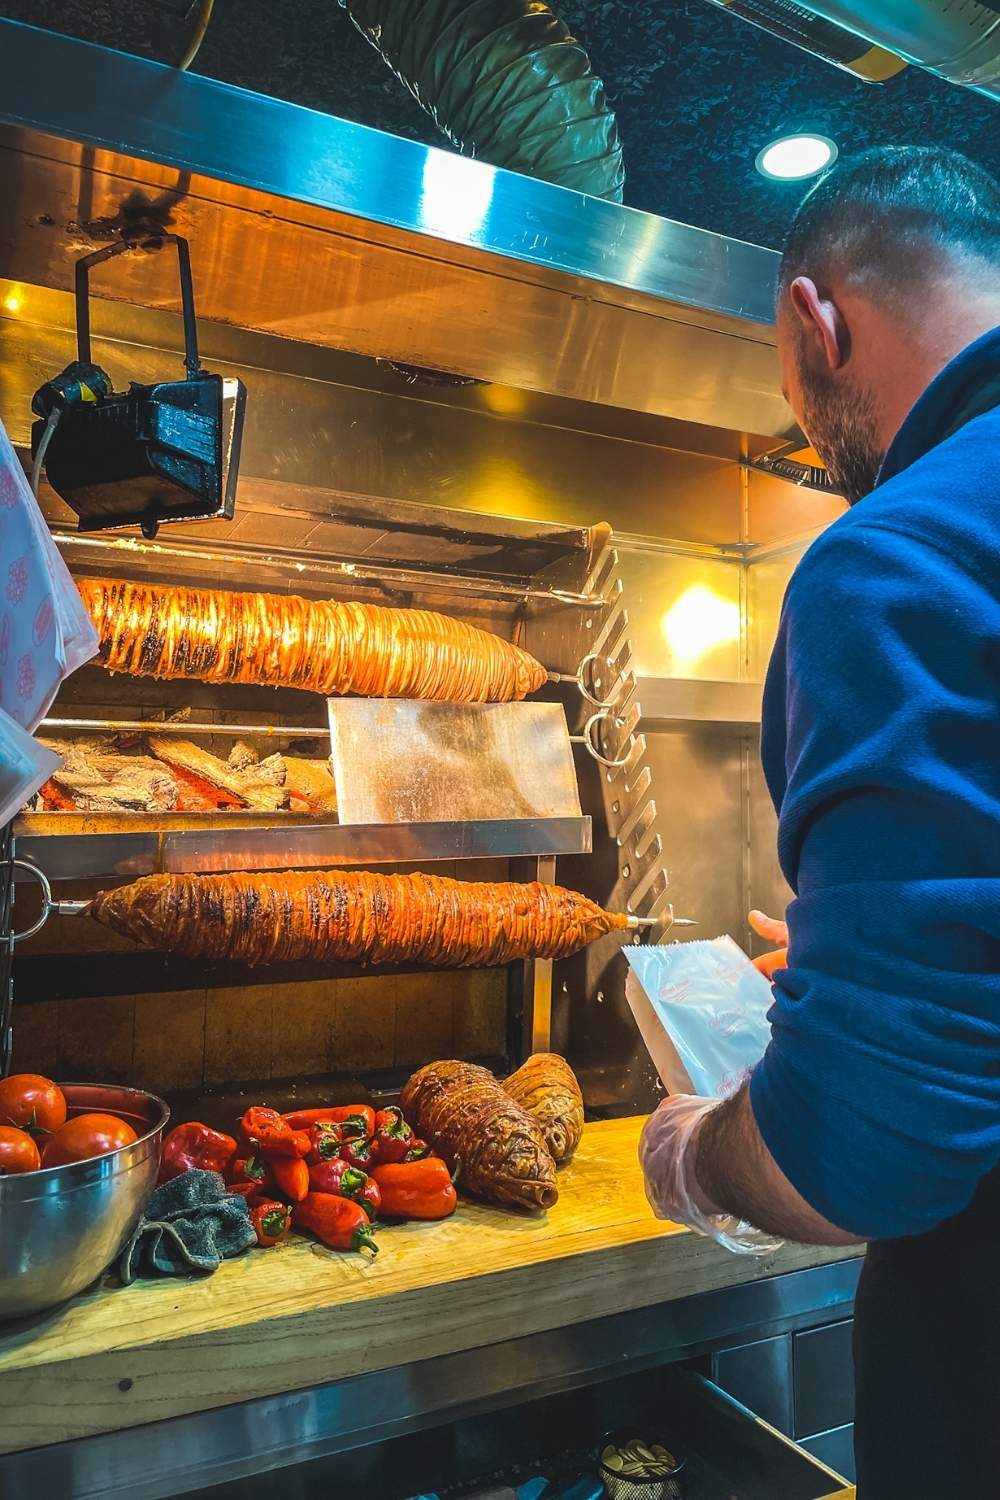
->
[503,1053,585,1163]
[88,871,630,967]
[78,578,547,703]
[401,1060,558,1210]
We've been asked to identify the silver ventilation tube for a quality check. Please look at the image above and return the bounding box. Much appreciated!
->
[338,0,625,201]
[703,0,1000,99]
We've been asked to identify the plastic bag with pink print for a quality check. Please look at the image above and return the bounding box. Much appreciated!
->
[624,935,774,1098]
[0,416,97,732]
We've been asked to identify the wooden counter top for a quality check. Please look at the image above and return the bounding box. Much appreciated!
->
[0,1117,858,1455]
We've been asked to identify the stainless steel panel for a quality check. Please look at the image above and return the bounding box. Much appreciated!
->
[14,817,592,880]
[793,1321,855,1439]
[558,727,748,1112]
[798,1427,856,1486]
[0,288,774,545]
[746,466,846,550]
[638,678,763,727]
[0,21,794,435]
[615,546,746,681]
[747,545,809,682]
[713,1333,794,1436]
[328,701,581,825]
[0,276,758,459]
[0,1259,859,1500]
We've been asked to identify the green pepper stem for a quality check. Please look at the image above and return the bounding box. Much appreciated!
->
[354,1224,379,1258]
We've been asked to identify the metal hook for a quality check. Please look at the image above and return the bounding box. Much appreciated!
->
[10,860,89,944]
[547,652,623,710]
[579,709,634,769]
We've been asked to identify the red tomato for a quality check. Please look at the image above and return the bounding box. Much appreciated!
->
[41,1113,137,1167]
[0,1074,67,1136]
[0,1124,42,1174]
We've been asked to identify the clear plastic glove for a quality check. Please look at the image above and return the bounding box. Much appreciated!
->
[639,1095,785,1257]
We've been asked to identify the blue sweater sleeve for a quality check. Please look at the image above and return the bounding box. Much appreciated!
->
[750,520,1000,1239]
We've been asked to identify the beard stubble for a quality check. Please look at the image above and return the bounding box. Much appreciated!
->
[796,349,885,507]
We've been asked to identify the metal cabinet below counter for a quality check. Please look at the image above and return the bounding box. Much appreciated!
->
[713,1318,857,1484]
[169,1364,849,1500]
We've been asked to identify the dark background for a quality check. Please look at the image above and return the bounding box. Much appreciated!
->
[2,0,998,246]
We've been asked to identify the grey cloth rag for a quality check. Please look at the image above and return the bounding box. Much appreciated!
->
[117,1168,256,1283]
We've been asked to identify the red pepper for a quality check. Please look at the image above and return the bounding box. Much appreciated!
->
[370,1106,413,1165]
[270,1154,311,1203]
[294,1192,378,1255]
[226,1154,268,1187]
[305,1121,367,1165]
[250,1199,292,1247]
[159,1122,237,1184]
[240,1106,310,1159]
[308,1158,381,1219]
[372,1159,458,1220]
[282,1105,376,1136]
[339,1134,377,1170]
[228,1179,266,1204]
[403,1138,432,1162]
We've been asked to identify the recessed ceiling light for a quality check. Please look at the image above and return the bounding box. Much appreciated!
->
[756,134,838,181]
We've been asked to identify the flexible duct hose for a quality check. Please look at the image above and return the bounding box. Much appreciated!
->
[338,0,625,201]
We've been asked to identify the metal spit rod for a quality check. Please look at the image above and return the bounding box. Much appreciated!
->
[40,715,612,749]
[23,903,693,936]
[627,915,697,929]
[39,716,330,739]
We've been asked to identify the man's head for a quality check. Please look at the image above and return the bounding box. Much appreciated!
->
[777,146,1000,504]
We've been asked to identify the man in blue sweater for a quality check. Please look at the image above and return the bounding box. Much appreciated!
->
[639,146,1000,1497]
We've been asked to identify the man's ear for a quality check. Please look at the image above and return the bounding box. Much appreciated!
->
[789,275,849,372]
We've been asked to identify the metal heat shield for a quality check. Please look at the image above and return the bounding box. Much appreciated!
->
[327,700,582,825]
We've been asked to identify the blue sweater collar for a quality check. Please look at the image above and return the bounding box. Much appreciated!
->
[877,323,1000,489]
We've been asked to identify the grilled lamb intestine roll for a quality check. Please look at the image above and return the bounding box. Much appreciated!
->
[78,577,546,704]
[401,1060,558,1211]
[88,871,630,968]
[502,1054,584,1163]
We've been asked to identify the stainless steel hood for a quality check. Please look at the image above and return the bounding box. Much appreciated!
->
[0,18,790,437]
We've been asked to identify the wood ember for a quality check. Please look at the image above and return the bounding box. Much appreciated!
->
[40,742,179,814]
[30,732,338,818]
[146,737,289,811]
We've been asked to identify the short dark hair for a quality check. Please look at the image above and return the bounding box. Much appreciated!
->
[779,145,1000,298]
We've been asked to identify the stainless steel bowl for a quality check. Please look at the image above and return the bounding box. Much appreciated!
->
[0,1083,169,1321]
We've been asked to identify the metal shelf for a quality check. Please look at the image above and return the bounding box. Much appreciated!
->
[637,678,762,728]
[13,816,592,882]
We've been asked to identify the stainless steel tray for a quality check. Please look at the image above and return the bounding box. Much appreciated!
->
[13,816,592,880]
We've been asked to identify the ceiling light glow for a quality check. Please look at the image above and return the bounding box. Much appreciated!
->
[756,134,837,181]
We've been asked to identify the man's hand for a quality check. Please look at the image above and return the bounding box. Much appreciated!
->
[696,1086,864,1247]
[749,909,788,977]
[640,1089,863,1249]
[639,1095,783,1255]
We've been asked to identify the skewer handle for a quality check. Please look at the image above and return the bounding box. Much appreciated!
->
[625,914,697,930]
